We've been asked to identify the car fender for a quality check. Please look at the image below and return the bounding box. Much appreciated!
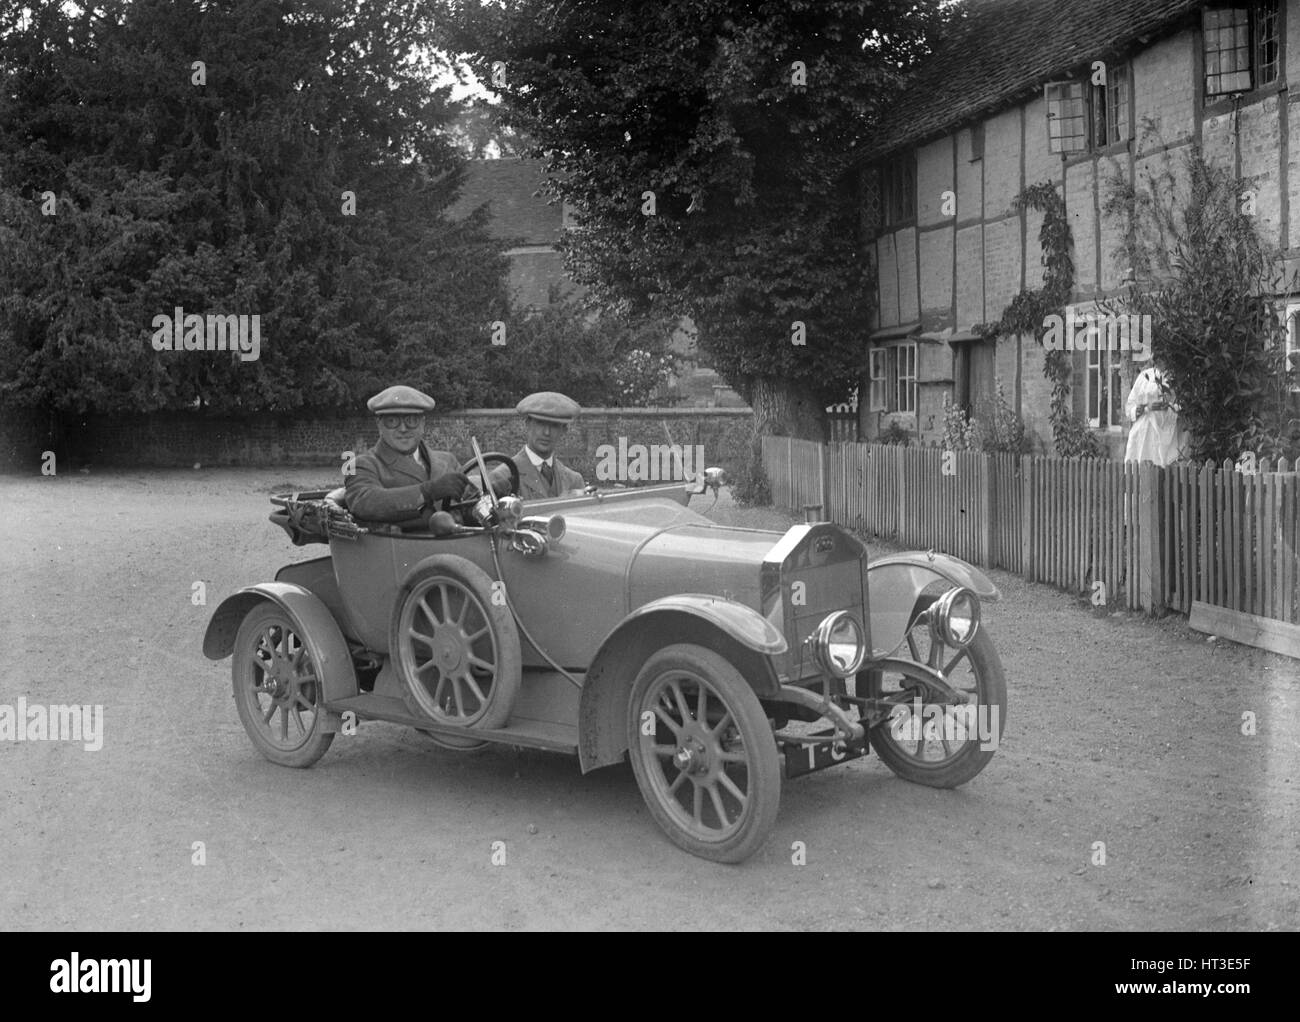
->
[202,582,359,705]
[577,595,785,774]
[866,552,999,656]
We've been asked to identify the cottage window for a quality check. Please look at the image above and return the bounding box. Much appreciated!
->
[1048,64,1131,154]
[1204,3,1281,97]
[880,155,916,227]
[869,348,889,411]
[1102,63,1131,146]
[1285,302,1300,392]
[1086,343,1124,430]
[868,343,917,413]
[1256,1,1281,86]
[1046,80,1088,154]
[896,343,917,413]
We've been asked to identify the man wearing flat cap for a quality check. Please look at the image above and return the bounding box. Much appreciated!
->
[344,385,471,523]
[512,391,586,500]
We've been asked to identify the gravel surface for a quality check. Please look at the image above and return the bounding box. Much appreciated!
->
[1,467,1296,930]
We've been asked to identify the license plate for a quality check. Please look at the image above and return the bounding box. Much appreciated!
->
[782,729,868,778]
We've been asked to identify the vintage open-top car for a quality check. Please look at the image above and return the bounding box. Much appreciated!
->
[203,447,1007,863]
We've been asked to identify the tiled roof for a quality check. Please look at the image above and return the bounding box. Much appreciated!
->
[446,157,563,246]
[866,0,1205,159]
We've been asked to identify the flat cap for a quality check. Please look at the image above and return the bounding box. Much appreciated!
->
[367,385,436,415]
[517,391,580,425]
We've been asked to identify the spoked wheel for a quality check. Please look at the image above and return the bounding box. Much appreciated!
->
[628,644,780,863]
[391,555,521,731]
[865,595,1007,788]
[232,603,335,768]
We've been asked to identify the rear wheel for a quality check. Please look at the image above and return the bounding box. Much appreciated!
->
[232,603,334,768]
[628,644,780,863]
[865,597,1007,788]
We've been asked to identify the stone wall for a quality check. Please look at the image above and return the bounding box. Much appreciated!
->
[0,405,55,472]
[1,406,756,479]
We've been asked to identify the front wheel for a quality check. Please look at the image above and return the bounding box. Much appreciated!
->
[232,603,335,768]
[627,644,781,863]
[864,598,1007,788]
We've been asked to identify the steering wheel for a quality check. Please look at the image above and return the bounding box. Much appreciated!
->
[440,452,520,516]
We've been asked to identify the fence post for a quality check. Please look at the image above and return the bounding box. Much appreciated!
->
[979,452,993,567]
[896,445,906,545]
[818,441,829,521]
[1020,454,1033,581]
[780,434,790,509]
[1138,462,1161,614]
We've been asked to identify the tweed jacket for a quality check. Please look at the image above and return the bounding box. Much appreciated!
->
[511,446,585,501]
[345,439,460,522]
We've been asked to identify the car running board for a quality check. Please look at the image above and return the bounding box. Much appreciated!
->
[326,694,579,754]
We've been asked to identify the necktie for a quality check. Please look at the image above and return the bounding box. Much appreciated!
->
[541,462,555,488]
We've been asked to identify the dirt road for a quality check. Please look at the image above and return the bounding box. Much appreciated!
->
[1,468,1296,930]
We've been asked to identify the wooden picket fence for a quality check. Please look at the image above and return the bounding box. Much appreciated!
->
[762,436,1300,623]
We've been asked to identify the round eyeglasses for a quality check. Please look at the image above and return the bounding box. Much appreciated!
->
[379,414,425,430]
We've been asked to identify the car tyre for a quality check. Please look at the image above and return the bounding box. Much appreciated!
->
[865,596,1007,788]
[391,554,521,731]
[232,603,335,769]
[627,644,781,864]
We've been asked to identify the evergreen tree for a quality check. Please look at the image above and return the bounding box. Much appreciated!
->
[0,0,509,419]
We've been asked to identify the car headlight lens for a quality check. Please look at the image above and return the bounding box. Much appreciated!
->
[931,587,980,647]
[808,611,866,678]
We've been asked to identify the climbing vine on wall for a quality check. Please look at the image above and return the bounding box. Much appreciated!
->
[1101,144,1300,463]
[979,182,1102,457]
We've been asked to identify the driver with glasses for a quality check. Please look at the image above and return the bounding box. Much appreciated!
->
[343,385,472,523]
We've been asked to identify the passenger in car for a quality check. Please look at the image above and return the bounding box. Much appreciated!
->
[344,385,470,523]
[512,392,587,500]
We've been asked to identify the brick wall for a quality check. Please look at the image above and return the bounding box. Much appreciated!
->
[919,225,954,320]
[1133,30,1197,154]
[983,108,1021,217]
[878,232,901,326]
[982,217,1021,326]
[1064,160,1097,293]
[1240,94,1285,247]
[1097,153,1130,292]
[955,126,983,222]
[916,135,952,225]
[1017,333,1055,454]
[896,228,920,324]
[1,407,756,479]
[954,225,983,329]
[0,405,55,472]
